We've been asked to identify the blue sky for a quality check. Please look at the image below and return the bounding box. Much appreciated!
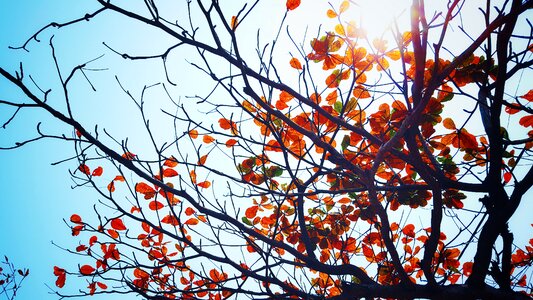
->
[0,1,119,299]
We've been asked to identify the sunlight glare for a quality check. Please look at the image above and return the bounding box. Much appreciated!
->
[355,0,410,39]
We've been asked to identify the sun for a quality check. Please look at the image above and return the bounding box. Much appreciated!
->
[355,0,410,39]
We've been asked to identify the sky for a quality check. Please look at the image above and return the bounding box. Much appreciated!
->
[1,0,532,299]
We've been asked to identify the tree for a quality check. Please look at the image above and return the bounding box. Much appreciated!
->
[0,256,29,300]
[1,0,533,298]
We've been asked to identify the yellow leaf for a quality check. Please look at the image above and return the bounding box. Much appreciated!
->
[339,0,349,13]
[335,24,346,36]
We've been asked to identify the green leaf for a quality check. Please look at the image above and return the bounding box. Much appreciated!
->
[341,135,350,150]
[334,101,343,113]
[241,217,252,226]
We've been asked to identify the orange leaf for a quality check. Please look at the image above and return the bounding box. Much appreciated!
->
[326,90,338,105]
[402,224,415,238]
[197,215,207,222]
[326,9,337,18]
[111,218,127,231]
[80,265,95,275]
[286,0,300,10]
[189,129,199,139]
[352,85,371,99]
[245,206,259,219]
[161,215,179,226]
[136,182,155,194]
[92,166,103,177]
[164,156,178,167]
[226,139,238,147]
[190,170,197,184]
[70,214,83,224]
[230,16,238,30]
[107,181,115,193]
[185,207,195,216]
[218,118,234,130]
[149,200,164,211]
[107,229,119,239]
[197,181,211,189]
[443,118,456,130]
[184,218,199,226]
[163,168,178,177]
[198,154,208,166]
[203,135,215,144]
[290,57,303,70]
[121,152,136,160]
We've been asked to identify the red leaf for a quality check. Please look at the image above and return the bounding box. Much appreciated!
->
[111,218,127,231]
[92,166,103,177]
[286,0,300,10]
[520,90,533,102]
[80,265,95,275]
[79,164,90,175]
[53,266,66,288]
[520,115,533,127]
[97,282,108,289]
[70,214,83,224]
[76,245,88,252]
[503,172,512,183]
[162,168,178,177]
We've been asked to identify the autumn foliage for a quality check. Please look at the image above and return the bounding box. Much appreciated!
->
[2,0,533,299]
